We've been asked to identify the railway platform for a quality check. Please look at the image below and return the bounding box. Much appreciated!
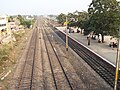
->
[69,33,117,66]
[56,27,118,67]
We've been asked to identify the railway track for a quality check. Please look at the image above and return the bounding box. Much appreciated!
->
[17,28,38,89]
[9,18,115,89]
[41,24,74,90]
[51,26,120,89]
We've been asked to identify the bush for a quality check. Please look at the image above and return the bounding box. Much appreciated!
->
[13,32,24,41]
[0,45,10,73]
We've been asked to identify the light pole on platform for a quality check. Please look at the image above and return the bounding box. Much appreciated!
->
[66,17,68,51]
[114,27,120,90]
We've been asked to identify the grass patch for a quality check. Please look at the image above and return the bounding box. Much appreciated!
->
[0,30,26,73]
[0,44,11,73]
[13,31,25,41]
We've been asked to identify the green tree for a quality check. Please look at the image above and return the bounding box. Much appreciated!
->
[17,15,34,28]
[88,0,120,42]
[8,16,14,22]
[67,11,89,28]
[24,20,33,28]
[17,15,24,25]
[56,13,66,25]
[77,11,89,28]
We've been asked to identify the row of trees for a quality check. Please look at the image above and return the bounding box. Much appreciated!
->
[17,15,34,28]
[8,15,35,28]
[57,0,120,42]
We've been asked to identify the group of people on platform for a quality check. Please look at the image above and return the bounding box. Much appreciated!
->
[87,34,118,48]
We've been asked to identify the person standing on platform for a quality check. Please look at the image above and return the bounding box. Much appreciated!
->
[87,34,91,46]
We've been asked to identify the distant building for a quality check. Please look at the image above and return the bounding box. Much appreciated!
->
[8,16,24,31]
[47,15,57,21]
[0,15,7,30]
[0,15,9,39]
[25,15,34,20]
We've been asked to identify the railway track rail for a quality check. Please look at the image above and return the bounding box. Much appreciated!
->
[16,28,38,89]
[42,24,74,90]
[52,26,120,89]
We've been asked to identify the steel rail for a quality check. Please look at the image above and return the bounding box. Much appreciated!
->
[41,25,58,90]
[30,28,38,90]
[18,28,37,89]
[43,26,73,90]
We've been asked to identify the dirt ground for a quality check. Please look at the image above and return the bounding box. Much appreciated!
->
[0,29,33,90]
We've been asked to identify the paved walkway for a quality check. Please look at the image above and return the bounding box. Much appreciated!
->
[56,27,119,67]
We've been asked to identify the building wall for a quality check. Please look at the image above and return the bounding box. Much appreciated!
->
[0,15,7,31]
[0,15,9,39]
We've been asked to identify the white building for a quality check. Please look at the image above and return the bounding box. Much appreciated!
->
[0,15,9,39]
[0,15,8,31]
[25,15,34,20]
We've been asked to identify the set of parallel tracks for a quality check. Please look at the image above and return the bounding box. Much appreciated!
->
[17,28,38,89]
[11,19,120,89]
[41,25,73,90]
[51,26,120,89]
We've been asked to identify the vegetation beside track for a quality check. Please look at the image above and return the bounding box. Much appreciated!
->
[0,29,32,89]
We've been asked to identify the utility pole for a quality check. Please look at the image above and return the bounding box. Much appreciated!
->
[114,28,120,90]
[66,17,68,51]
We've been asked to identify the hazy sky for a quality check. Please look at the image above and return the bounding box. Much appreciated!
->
[0,0,93,15]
